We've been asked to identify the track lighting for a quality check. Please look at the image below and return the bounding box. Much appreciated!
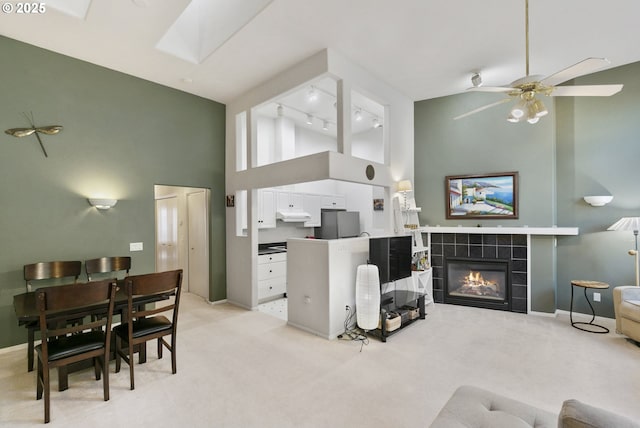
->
[354,109,362,121]
[471,73,482,88]
[307,86,318,103]
[372,118,382,128]
[305,114,313,125]
[277,104,283,117]
[322,120,329,131]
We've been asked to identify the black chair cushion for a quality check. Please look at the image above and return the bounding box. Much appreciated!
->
[36,331,106,361]
[114,316,172,339]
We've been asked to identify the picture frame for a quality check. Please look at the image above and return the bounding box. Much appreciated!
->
[373,198,384,211]
[226,194,235,207]
[445,172,518,219]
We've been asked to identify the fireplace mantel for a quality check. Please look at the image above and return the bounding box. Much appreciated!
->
[421,226,578,236]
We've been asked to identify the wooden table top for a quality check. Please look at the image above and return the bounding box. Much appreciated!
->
[571,280,610,289]
[13,285,172,326]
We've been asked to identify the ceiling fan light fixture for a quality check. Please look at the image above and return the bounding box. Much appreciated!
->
[532,98,548,117]
[507,114,520,123]
[511,103,526,119]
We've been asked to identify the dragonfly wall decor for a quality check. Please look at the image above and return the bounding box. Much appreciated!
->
[5,113,63,158]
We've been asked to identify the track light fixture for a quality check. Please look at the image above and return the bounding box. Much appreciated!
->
[305,114,313,125]
[307,86,318,103]
[354,109,362,121]
[372,117,382,129]
[471,73,483,88]
[322,120,329,131]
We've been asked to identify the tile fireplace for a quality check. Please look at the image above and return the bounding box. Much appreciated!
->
[431,233,528,313]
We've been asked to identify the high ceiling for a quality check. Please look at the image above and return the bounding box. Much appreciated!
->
[2,0,640,104]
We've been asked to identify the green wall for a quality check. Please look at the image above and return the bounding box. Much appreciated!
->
[556,61,640,316]
[0,36,226,348]
[415,61,640,317]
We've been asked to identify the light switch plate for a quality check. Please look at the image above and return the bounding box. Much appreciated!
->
[129,242,143,252]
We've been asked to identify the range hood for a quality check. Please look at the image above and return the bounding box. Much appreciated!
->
[276,211,311,222]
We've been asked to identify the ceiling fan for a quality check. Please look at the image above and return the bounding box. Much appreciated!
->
[454,0,623,124]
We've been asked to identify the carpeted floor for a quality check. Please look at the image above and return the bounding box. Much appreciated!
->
[1,292,638,427]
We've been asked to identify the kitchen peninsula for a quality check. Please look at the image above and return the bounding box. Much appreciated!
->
[287,237,369,339]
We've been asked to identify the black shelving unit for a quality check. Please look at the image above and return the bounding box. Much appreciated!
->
[372,289,426,342]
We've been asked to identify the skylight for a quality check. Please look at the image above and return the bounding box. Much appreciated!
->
[155,0,274,64]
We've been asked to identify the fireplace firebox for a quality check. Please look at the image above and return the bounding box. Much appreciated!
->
[444,257,510,311]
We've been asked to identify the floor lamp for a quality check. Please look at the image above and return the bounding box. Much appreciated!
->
[608,217,640,286]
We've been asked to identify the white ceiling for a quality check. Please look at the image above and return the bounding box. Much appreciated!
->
[2,0,640,104]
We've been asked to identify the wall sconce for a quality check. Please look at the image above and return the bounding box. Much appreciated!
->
[583,195,613,207]
[88,198,118,210]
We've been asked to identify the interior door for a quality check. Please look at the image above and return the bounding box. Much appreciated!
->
[187,190,209,300]
[155,196,178,272]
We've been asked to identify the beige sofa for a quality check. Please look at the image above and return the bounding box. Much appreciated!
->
[613,286,640,343]
[430,385,640,428]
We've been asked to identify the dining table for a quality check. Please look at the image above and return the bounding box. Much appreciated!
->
[13,280,172,391]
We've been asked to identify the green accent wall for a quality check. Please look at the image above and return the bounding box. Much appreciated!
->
[415,61,640,317]
[0,36,226,348]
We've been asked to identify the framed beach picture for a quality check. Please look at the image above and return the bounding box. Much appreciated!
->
[445,172,518,219]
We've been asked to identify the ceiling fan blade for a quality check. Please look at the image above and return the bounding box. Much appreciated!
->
[454,98,512,120]
[467,86,517,93]
[5,128,36,137]
[540,58,611,87]
[550,84,623,97]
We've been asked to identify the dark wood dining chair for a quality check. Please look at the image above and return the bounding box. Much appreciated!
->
[35,279,119,423]
[24,261,82,372]
[114,269,183,390]
[85,256,131,281]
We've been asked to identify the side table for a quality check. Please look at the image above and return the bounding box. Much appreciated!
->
[570,280,610,333]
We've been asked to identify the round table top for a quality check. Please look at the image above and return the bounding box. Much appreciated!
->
[571,280,610,289]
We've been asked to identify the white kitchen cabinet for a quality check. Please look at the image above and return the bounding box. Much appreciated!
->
[258,189,276,228]
[277,191,305,213]
[321,194,346,209]
[258,252,287,301]
[303,194,322,227]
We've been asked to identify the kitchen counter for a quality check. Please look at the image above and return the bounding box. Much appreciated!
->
[258,242,287,255]
[286,237,369,339]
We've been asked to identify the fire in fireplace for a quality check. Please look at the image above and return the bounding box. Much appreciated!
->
[445,257,510,311]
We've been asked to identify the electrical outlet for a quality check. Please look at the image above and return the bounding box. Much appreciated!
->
[593,292,601,302]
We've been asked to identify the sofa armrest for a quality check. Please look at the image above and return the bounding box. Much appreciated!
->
[559,399,640,428]
[620,286,640,301]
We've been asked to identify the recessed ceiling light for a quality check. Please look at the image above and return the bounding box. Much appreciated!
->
[132,0,148,7]
[182,77,193,84]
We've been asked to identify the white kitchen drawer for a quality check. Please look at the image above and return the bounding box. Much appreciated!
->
[258,252,287,264]
[258,277,287,299]
[258,260,286,279]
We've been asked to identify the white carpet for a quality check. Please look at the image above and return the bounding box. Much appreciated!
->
[1,292,638,427]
